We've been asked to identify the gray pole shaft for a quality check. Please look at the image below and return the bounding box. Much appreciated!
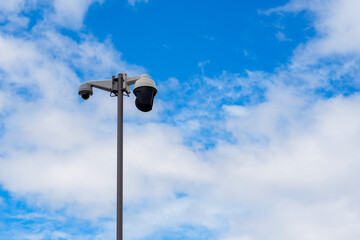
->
[117,79,123,240]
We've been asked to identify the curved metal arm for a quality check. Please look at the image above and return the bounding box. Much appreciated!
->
[79,79,113,92]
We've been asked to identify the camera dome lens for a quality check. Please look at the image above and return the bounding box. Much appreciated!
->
[82,93,90,100]
[79,89,92,100]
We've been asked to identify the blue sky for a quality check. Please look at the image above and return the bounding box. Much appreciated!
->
[1,0,360,239]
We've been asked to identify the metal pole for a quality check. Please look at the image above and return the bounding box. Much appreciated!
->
[117,74,124,240]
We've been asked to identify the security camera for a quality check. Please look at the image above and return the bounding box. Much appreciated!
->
[133,74,157,112]
[78,73,157,112]
[78,83,93,100]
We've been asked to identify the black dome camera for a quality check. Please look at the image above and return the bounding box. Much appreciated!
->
[132,75,157,112]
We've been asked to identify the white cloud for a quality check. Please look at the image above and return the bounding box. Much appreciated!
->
[0,0,104,30]
[266,0,360,56]
[276,31,292,41]
[198,60,210,74]
[0,0,147,233]
[0,0,26,12]
[50,0,104,29]
[186,84,360,240]
[128,0,149,7]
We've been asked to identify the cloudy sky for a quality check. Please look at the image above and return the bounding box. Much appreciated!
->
[1,0,360,239]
